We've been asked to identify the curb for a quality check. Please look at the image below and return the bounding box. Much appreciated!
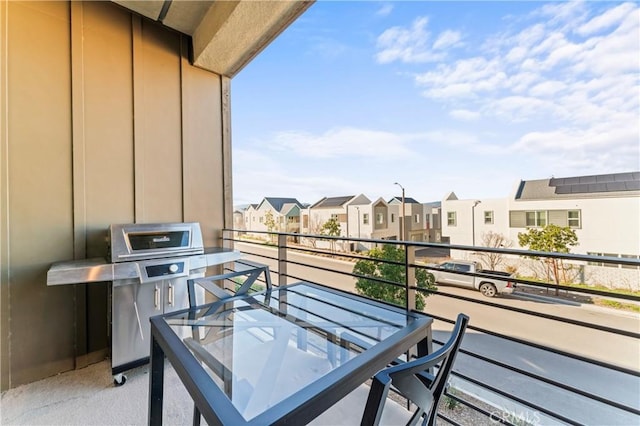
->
[512,290,640,319]
[511,290,582,306]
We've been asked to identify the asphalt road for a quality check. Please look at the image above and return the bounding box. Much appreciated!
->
[234,241,640,424]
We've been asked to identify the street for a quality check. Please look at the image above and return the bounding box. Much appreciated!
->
[235,241,640,424]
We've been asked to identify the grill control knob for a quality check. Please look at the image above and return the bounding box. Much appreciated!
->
[169,264,179,273]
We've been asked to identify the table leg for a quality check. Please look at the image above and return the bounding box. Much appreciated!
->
[149,337,165,426]
[192,405,201,426]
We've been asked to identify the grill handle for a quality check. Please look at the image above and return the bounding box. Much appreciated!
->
[168,284,174,306]
[154,286,160,309]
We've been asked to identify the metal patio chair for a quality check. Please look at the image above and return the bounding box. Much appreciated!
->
[312,313,469,426]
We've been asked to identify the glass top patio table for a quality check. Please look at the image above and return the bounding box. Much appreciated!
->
[148,282,433,425]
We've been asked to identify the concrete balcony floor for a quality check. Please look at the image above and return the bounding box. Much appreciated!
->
[1,360,195,425]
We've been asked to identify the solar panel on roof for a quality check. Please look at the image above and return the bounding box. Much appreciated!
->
[588,183,608,192]
[570,184,589,193]
[579,176,597,184]
[606,182,626,191]
[555,186,572,194]
[626,180,640,191]
[614,172,634,181]
[550,171,639,195]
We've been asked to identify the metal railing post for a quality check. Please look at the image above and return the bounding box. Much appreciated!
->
[405,244,416,311]
[278,234,288,286]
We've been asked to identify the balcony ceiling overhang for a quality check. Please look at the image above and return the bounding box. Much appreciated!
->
[111,0,313,77]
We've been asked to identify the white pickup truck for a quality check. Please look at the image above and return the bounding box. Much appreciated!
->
[429,260,514,297]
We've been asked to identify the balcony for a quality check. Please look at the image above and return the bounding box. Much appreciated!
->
[2,230,638,425]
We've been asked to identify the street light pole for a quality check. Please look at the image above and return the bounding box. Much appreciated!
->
[472,200,481,246]
[394,182,405,241]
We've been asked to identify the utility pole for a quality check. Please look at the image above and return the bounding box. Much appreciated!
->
[394,182,405,241]
[472,200,481,246]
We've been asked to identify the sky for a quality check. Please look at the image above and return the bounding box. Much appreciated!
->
[231,1,640,207]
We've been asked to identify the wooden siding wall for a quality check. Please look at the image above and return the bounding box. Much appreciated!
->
[0,1,230,389]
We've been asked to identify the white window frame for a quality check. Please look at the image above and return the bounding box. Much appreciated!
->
[363,213,369,225]
[525,210,547,227]
[414,214,420,223]
[447,212,457,226]
[376,213,384,224]
[484,210,494,224]
[568,210,581,228]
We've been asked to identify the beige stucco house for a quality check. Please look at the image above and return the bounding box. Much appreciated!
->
[0,0,312,390]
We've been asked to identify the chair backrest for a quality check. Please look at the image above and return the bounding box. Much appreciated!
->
[361,313,469,426]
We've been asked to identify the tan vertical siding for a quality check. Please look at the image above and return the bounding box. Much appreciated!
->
[134,19,183,223]
[6,1,76,386]
[181,39,224,246]
[1,0,10,391]
[1,1,227,389]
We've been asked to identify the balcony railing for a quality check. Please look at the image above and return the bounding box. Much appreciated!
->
[222,229,640,425]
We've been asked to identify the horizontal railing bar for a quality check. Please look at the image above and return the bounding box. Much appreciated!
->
[451,371,581,426]
[432,339,640,415]
[416,287,640,339]
[426,312,640,378]
[223,230,639,422]
[225,229,640,266]
[226,232,640,302]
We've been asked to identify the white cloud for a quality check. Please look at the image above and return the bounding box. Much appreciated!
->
[376,3,393,17]
[411,2,639,131]
[433,30,463,50]
[577,2,636,36]
[266,127,415,159]
[449,109,481,121]
[375,17,463,64]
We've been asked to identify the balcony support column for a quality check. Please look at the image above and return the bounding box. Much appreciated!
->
[278,234,288,287]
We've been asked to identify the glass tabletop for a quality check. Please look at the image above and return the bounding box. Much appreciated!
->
[159,283,428,422]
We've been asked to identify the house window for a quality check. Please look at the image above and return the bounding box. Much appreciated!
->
[330,214,338,221]
[363,213,369,225]
[447,212,457,226]
[525,211,547,227]
[568,210,581,228]
[376,213,384,224]
[259,217,263,223]
[414,214,420,223]
[621,254,640,270]
[484,211,494,224]
[587,252,619,268]
[589,253,640,269]
[391,214,395,223]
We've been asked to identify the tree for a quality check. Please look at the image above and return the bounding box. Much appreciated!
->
[518,225,578,295]
[320,218,341,252]
[477,231,513,270]
[353,244,436,310]
[264,210,278,242]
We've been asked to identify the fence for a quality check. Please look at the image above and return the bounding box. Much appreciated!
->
[222,229,640,425]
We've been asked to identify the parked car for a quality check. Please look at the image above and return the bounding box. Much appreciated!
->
[428,260,514,297]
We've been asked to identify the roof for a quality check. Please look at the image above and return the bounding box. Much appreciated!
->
[310,196,355,208]
[516,171,640,200]
[388,196,421,204]
[258,197,302,213]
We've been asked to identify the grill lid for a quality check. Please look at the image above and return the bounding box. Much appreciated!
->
[109,222,204,263]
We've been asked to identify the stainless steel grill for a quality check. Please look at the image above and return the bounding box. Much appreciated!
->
[47,222,241,385]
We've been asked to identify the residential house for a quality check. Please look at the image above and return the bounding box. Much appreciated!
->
[246,197,304,236]
[305,195,366,236]
[423,201,443,243]
[441,172,640,289]
[388,196,426,242]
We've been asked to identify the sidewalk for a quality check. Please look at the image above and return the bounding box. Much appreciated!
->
[512,286,640,319]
